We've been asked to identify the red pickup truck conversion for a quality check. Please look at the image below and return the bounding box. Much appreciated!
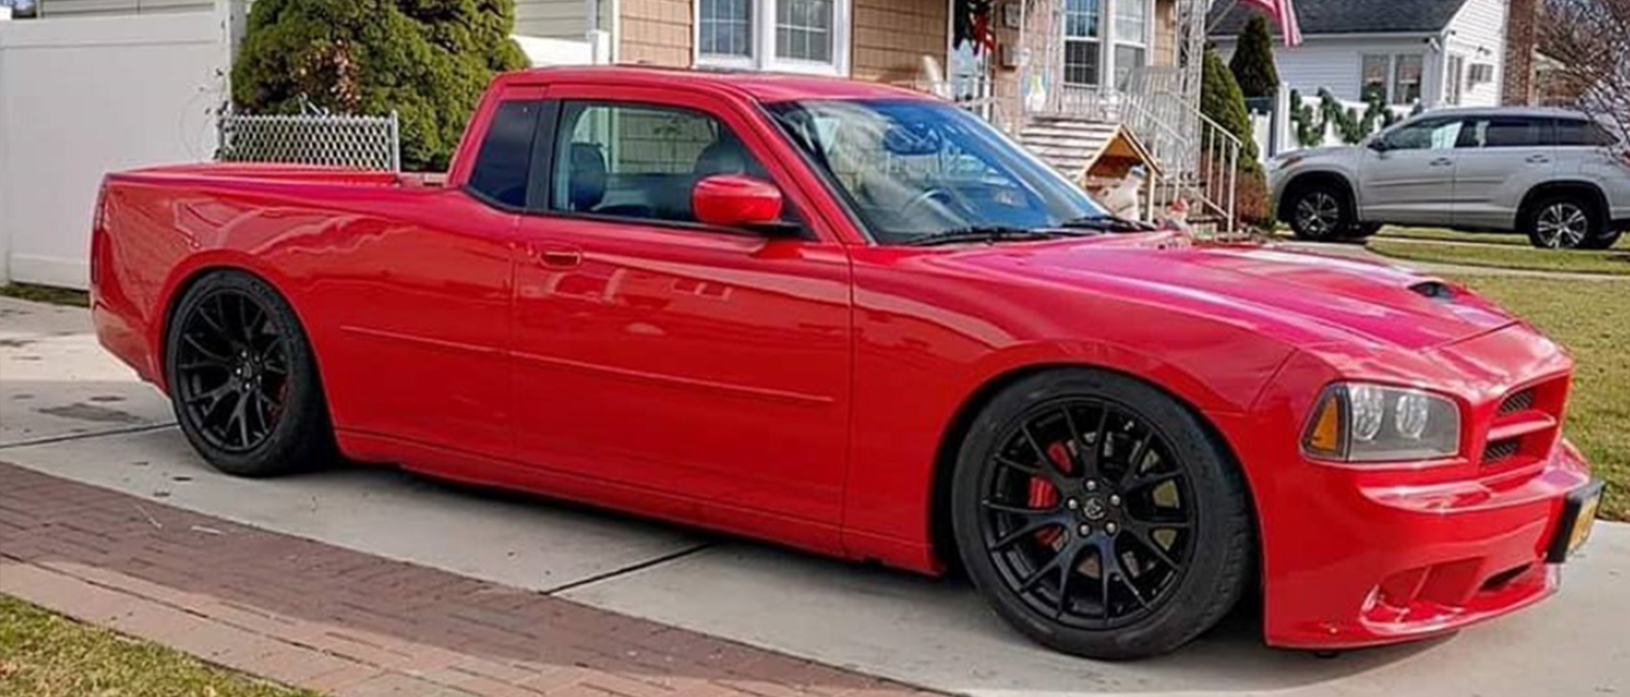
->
[92,66,1601,660]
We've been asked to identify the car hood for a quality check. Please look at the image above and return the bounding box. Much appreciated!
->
[951,234,1517,350]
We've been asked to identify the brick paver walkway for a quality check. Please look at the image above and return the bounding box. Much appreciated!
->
[0,462,940,697]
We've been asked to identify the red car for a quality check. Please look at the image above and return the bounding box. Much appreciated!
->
[91,67,1602,660]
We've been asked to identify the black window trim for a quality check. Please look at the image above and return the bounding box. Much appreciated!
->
[462,97,550,213]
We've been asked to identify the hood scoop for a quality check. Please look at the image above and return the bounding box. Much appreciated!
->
[1409,280,1455,300]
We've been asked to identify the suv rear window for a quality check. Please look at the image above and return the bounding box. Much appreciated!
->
[1552,118,1619,147]
[468,100,543,208]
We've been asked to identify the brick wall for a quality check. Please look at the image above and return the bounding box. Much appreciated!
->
[852,0,949,84]
[1502,0,1537,104]
[620,0,692,67]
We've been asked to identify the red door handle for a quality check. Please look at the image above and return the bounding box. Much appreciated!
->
[535,246,582,268]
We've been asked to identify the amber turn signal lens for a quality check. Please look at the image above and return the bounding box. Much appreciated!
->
[1304,392,1345,457]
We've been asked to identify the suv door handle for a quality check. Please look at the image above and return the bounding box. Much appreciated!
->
[1429,158,1454,167]
[1526,154,1552,164]
[533,245,583,268]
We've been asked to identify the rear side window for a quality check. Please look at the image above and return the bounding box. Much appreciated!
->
[1552,119,1619,147]
[468,100,543,208]
[1460,117,1548,148]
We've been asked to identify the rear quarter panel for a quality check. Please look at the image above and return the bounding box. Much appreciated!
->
[93,168,516,457]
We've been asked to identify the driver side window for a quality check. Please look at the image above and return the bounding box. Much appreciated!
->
[549,101,774,226]
[1384,118,1464,151]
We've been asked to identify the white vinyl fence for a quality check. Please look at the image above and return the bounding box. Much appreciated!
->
[0,8,235,289]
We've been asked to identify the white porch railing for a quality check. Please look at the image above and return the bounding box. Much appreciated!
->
[1036,68,1242,234]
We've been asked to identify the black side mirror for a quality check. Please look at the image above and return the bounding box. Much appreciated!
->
[1367,139,1390,153]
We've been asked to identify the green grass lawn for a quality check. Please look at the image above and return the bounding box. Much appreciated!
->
[0,595,323,697]
[1371,238,1630,275]
[1454,276,1630,521]
[1379,226,1630,249]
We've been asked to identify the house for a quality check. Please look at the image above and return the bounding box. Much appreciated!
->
[1209,0,1508,109]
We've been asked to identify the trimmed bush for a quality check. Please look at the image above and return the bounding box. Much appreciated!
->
[1200,46,1260,169]
[231,0,527,171]
[1229,15,1280,100]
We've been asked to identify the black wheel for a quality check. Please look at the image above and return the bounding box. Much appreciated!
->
[1525,195,1602,249]
[1287,184,1351,241]
[165,270,335,477]
[951,369,1254,660]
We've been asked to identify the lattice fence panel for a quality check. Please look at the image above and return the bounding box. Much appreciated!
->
[217,111,400,172]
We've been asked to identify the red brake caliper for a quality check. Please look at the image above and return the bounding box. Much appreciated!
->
[1029,441,1075,548]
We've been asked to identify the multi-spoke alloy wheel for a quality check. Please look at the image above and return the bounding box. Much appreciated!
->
[1293,191,1342,240]
[952,369,1253,660]
[174,287,290,452]
[1532,201,1590,249]
[166,271,335,477]
[980,399,1194,629]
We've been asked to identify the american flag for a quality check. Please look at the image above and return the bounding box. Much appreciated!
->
[1241,0,1303,47]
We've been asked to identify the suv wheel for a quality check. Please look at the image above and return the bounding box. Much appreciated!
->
[1526,196,1602,250]
[1287,186,1351,241]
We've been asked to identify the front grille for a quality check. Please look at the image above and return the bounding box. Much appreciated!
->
[1499,388,1536,415]
[1483,439,1520,464]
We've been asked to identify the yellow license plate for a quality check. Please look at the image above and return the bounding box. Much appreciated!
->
[1569,492,1601,557]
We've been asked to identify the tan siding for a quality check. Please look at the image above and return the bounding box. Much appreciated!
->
[851,0,948,85]
[515,0,587,40]
[990,0,1061,124]
[1152,0,1176,67]
[619,0,692,67]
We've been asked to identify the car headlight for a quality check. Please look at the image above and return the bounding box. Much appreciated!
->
[1302,383,1462,463]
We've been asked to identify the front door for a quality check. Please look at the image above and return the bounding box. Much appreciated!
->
[510,89,853,526]
[1357,116,1464,226]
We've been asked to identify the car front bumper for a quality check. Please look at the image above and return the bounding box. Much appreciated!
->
[1277,439,1594,648]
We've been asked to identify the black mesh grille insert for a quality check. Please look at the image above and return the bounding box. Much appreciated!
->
[1499,389,1536,415]
[1484,439,1520,463]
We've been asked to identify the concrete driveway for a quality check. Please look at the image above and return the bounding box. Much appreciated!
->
[3,295,1626,697]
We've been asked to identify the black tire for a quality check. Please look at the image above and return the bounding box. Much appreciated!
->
[951,369,1254,660]
[1285,183,1353,241]
[165,270,336,477]
[1348,222,1384,239]
[1524,194,1603,249]
[1579,228,1622,250]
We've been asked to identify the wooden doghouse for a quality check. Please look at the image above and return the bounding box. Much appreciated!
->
[1075,126,1164,220]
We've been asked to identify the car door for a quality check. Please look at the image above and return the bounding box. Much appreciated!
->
[316,91,544,462]
[1451,116,1555,230]
[509,88,853,527]
[1357,116,1464,226]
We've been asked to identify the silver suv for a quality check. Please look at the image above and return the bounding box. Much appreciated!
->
[1269,107,1630,249]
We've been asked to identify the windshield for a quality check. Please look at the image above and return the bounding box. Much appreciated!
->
[765,99,1108,245]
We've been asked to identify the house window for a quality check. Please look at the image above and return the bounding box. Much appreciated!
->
[1361,55,1391,102]
[1446,54,1465,106]
[1112,0,1149,88]
[776,0,834,63]
[699,0,753,59]
[1392,54,1423,105]
[1359,54,1424,105]
[1063,0,1103,87]
[696,0,848,74]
